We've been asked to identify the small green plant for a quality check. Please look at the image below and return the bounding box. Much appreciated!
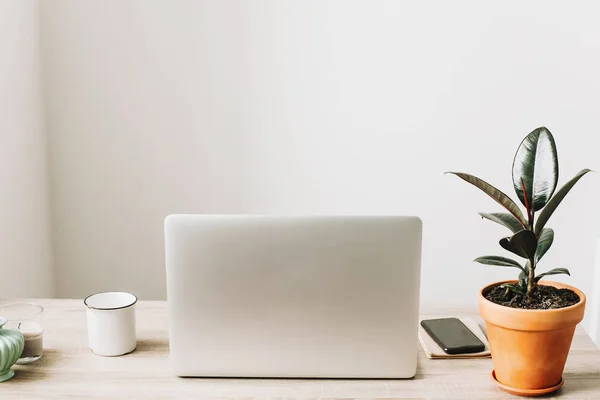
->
[447,127,591,296]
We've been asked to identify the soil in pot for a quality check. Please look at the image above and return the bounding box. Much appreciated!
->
[484,284,580,310]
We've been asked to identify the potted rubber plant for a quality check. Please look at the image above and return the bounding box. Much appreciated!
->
[447,127,591,396]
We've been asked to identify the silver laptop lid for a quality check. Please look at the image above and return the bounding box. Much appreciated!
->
[165,215,422,378]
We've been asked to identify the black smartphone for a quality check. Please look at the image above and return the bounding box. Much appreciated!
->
[420,317,485,354]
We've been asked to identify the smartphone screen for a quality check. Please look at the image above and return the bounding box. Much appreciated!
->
[420,317,485,354]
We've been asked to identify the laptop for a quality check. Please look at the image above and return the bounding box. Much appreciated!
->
[165,215,422,378]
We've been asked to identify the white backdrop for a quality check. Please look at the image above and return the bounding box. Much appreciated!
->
[34,0,600,321]
[0,0,54,297]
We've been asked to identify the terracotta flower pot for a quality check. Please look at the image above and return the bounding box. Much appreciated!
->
[478,280,586,396]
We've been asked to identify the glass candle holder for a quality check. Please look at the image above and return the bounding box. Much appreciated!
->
[0,303,44,364]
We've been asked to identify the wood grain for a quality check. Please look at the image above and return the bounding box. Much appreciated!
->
[1,299,599,399]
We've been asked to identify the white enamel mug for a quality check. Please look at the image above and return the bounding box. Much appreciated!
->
[84,292,137,356]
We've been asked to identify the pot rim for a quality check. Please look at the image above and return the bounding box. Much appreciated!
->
[479,280,586,314]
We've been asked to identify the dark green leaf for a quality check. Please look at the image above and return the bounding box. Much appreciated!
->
[535,228,554,263]
[474,255,526,273]
[524,260,531,274]
[479,212,523,233]
[534,268,570,283]
[446,172,527,228]
[518,271,527,287]
[512,127,559,211]
[534,169,592,235]
[500,282,527,295]
[499,230,538,259]
[518,261,531,287]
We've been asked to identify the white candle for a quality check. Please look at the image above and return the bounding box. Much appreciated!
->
[18,321,43,359]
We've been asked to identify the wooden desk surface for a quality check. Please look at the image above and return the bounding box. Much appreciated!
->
[2,299,600,399]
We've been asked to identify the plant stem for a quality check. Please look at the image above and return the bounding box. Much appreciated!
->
[527,257,535,295]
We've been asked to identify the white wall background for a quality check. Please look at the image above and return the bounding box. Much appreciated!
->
[38,1,599,319]
[0,0,54,297]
